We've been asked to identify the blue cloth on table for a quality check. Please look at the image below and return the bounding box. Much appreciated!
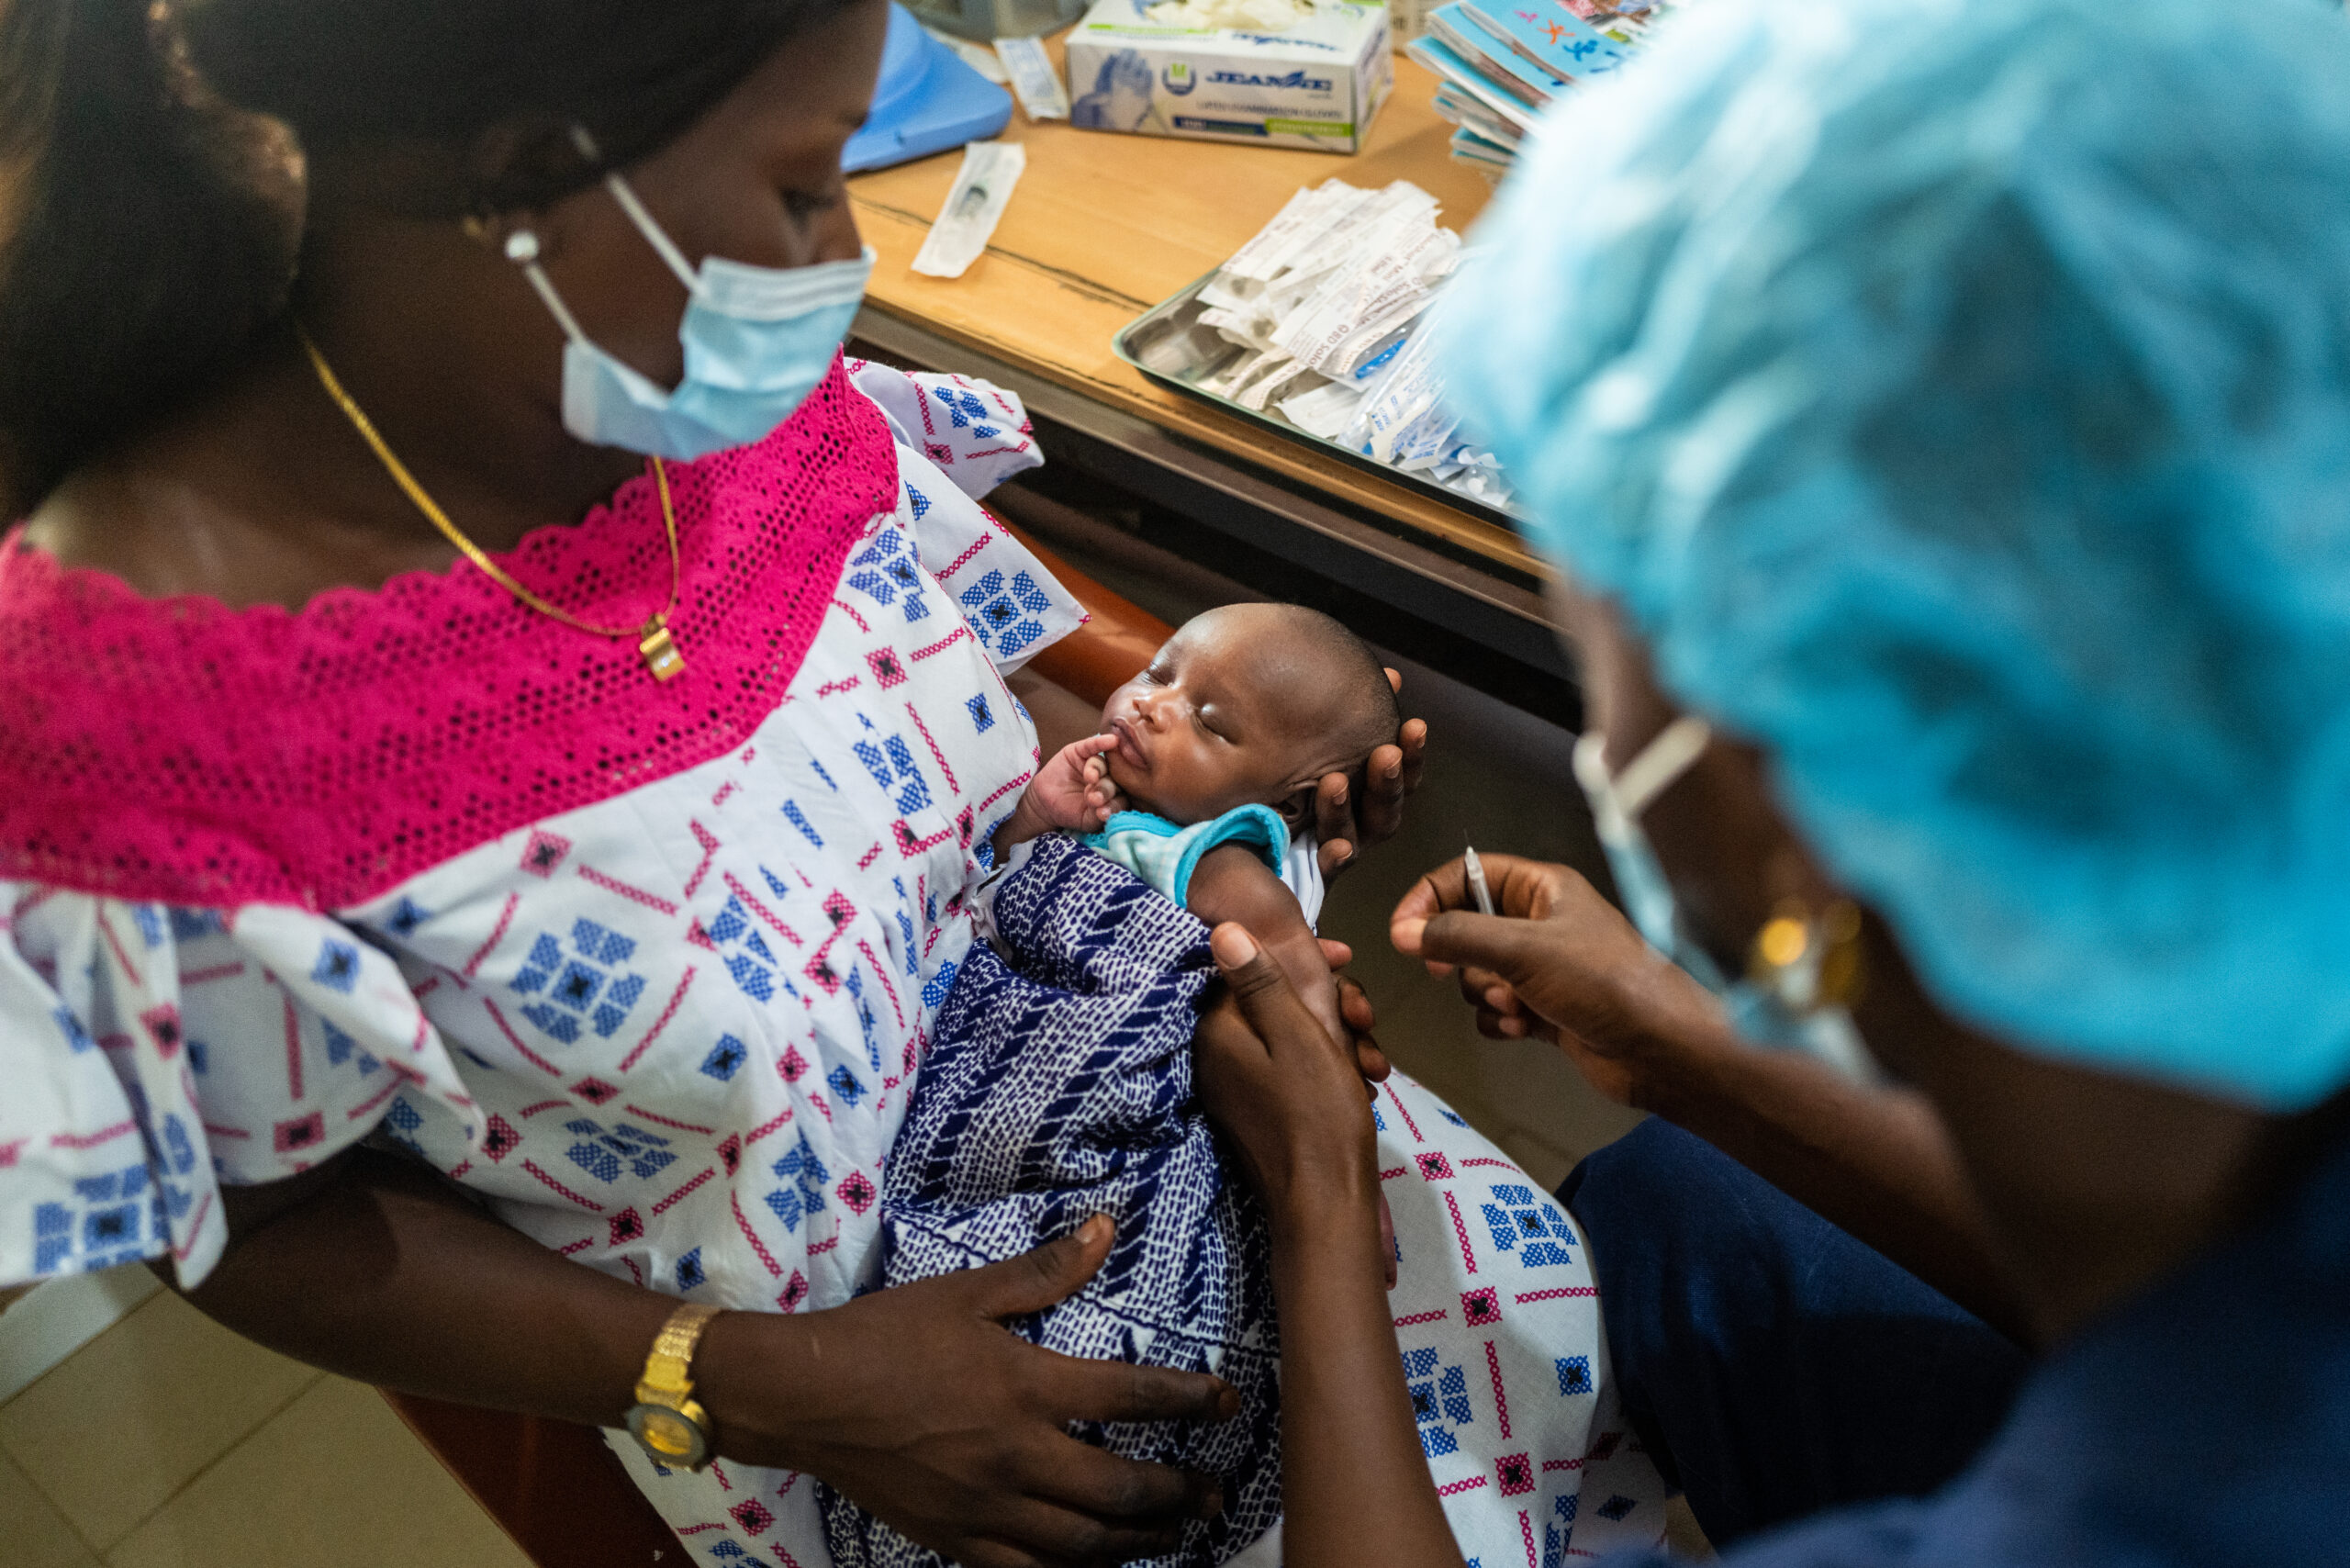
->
[1569,1116,2350,1567]
[818,834,1280,1568]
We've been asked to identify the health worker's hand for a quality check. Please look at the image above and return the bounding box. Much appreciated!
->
[1313,669,1426,878]
[699,1219,1233,1568]
[1315,937,1393,1086]
[1196,925,1383,1224]
[1390,853,1727,1108]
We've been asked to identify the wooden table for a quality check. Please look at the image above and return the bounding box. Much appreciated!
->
[847,45,1571,695]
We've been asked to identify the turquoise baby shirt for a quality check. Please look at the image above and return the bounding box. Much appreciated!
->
[1081,805,1291,910]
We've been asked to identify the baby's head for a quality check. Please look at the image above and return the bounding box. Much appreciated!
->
[1098,602,1400,830]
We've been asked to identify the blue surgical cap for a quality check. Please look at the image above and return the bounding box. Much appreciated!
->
[1444,0,2350,1108]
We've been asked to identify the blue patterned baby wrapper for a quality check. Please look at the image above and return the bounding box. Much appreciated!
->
[818,834,1280,1568]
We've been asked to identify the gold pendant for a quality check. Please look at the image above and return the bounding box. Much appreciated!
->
[639,619,686,682]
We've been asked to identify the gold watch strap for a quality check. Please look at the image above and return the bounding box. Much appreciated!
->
[637,1301,722,1404]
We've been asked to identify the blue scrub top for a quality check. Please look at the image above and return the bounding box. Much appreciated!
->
[1606,1124,2350,1566]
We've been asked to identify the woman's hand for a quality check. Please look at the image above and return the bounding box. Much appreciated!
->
[1195,924,1382,1219]
[1317,939,1398,1282]
[1312,670,1427,877]
[1390,852,1729,1107]
[700,1217,1234,1568]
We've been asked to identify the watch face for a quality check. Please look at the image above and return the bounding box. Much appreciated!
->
[627,1403,711,1470]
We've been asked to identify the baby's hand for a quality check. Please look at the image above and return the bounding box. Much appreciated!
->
[1024,734,1125,833]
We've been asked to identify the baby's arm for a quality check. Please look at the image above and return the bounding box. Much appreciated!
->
[1186,843,1345,1046]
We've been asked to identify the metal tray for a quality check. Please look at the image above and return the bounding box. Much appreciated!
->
[1111,273,1524,532]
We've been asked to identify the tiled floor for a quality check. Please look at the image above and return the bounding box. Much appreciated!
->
[0,1286,530,1568]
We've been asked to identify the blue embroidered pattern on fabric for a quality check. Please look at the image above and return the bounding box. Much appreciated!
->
[699,1034,749,1081]
[51,1006,93,1053]
[931,384,1001,439]
[33,1162,158,1273]
[1480,1182,1579,1267]
[562,1118,676,1184]
[1405,1345,1476,1457]
[511,920,649,1042]
[310,938,360,993]
[705,895,789,1005]
[767,1133,829,1233]
[957,569,1053,660]
[820,836,1279,1568]
[1542,1493,1581,1568]
[844,526,932,623]
[852,732,934,817]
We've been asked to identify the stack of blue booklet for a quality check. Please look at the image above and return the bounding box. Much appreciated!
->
[1404,0,1662,174]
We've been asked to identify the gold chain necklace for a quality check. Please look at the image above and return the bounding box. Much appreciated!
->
[300,331,687,682]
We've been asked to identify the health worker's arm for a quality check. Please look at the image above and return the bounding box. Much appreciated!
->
[1193,924,1468,1568]
[1188,844,1400,1286]
[173,1146,1231,1568]
[1393,853,2037,1348]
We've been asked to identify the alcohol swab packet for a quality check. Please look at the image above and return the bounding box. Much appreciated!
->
[994,36,1069,120]
[912,140,1025,279]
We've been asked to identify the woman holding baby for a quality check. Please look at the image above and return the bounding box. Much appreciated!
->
[1197,0,2350,1563]
[9,0,2345,1566]
[0,2,1433,1564]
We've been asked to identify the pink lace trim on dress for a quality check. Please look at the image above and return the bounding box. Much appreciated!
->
[0,358,898,911]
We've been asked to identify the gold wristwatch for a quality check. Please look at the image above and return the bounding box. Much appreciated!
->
[624,1302,723,1470]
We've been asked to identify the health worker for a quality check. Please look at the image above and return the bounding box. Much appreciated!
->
[1187,0,2350,1561]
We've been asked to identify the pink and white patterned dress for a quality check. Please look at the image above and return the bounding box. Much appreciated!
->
[0,354,1664,1566]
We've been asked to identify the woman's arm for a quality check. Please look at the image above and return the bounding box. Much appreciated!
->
[181,1146,1230,1568]
[1393,854,2035,1346]
[1194,925,1466,1568]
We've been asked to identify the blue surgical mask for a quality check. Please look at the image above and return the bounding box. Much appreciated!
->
[505,142,874,462]
[1573,719,1880,1085]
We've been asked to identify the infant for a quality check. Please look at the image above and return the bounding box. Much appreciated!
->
[822,603,1665,1568]
[992,599,1398,1031]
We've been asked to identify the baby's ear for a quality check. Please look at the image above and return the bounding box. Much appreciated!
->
[1275,786,1316,830]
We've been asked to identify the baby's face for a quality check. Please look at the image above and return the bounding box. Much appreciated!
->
[1097,605,1362,826]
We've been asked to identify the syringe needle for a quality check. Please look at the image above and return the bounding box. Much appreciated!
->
[1463,840,1496,917]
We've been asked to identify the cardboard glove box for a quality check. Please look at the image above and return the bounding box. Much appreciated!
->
[1067,0,1393,153]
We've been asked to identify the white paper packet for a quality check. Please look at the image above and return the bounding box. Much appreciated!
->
[912,141,1026,279]
[994,36,1069,119]
[1278,378,1363,438]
